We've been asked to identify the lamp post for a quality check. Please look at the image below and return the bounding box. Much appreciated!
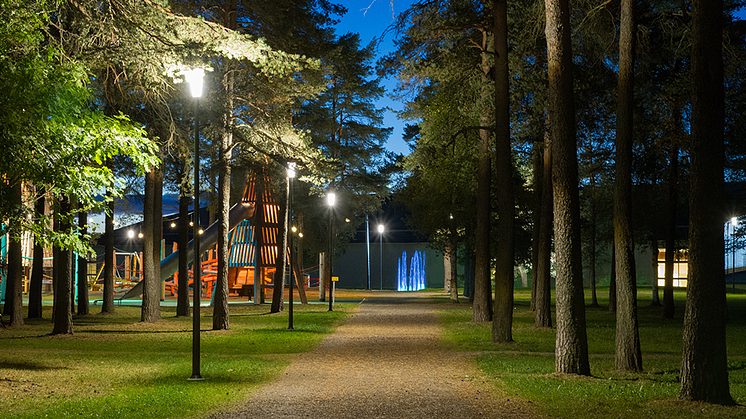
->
[378,224,384,290]
[187,67,204,382]
[732,216,738,293]
[327,192,335,312]
[288,163,296,330]
[366,213,371,290]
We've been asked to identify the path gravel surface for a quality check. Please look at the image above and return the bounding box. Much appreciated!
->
[206,292,540,418]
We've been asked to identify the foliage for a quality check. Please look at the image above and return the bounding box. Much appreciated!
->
[0,0,159,252]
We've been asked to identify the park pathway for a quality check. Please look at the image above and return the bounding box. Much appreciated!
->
[206,292,539,418]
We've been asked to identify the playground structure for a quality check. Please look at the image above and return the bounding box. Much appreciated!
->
[0,168,309,305]
[119,167,308,304]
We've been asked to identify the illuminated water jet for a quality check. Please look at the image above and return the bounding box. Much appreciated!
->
[397,250,426,291]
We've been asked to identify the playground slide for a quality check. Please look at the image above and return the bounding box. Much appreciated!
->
[120,202,254,299]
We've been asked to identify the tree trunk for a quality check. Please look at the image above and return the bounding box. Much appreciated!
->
[535,125,553,328]
[213,142,232,325]
[7,182,24,327]
[153,155,163,302]
[663,107,680,319]
[531,140,542,312]
[70,198,76,314]
[473,30,493,323]
[614,0,643,373]
[77,209,89,316]
[141,167,161,323]
[609,239,617,312]
[213,0,238,328]
[28,193,45,319]
[449,219,459,303]
[464,240,475,303]
[270,175,290,314]
[102,196,115,313]
[680,0,732,403]
[492,0,514,342]
[52,196,73,335]
[545,0,590,376]
[177,189,190,317]
[588,174,599,307]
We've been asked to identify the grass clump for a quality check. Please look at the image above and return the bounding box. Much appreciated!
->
[438,287,746,419]
[1,303,353,419]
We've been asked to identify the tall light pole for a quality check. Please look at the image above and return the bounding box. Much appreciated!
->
[366,213,371,290]
[288,163,296,330]
[187,67,204,382]
[732,216,738,293]
[327,192,335,311]
[378,224,384,290]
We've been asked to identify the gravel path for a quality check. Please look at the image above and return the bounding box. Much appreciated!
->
[206,293,540,418]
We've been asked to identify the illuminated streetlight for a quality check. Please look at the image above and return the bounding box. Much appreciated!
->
[378,224,384,290]
[127,230,135,239]
[187,67,204,382]
[327,191,335,312]
[732,217,739,293]
[288,162,296,330]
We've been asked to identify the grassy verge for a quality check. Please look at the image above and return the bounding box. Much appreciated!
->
[1,303,354,419]
[437,287,746,419]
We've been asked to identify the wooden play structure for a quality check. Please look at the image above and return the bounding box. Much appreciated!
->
[147,166,307,304]
[226,168,307,303]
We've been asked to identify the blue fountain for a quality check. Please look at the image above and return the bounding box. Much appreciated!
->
[397,250,426,291]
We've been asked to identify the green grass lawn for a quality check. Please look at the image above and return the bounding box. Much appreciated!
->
[0,304,353,419]
[437,287,746,418]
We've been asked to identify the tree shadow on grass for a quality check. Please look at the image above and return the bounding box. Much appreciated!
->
[0,360,69,371]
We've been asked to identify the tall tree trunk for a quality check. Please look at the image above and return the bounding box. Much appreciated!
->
[663,105,680,319]
[213,144,231,324]
[449,217,459,303]
[535,122,553,328]
[153,153,163,302]
[70,198,76,315]
[52,196,73,335]
[141,167,161,323]
[464,238,475,303]
[531,140,542,312]
[177,188,190,317]
[77,208,89,315]
[28,193,45,319]
[270,175,290,314]
[213,0,238,328]
[680,0,732,403]
[473,30,493,323]
[614,0,643,373]
[492,0,514,342]
[545,0,590,375]
[102,195,115,313]
[7,182,24,326]
[588,173,599,307]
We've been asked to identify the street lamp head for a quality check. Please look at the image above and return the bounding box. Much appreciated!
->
[186,67,204,98]
[287,162,296,179]
[377,224,384,234]
[127,230,135,239]
[137,232,144,239]
[732,216,738,227]
[327,192,336,207]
